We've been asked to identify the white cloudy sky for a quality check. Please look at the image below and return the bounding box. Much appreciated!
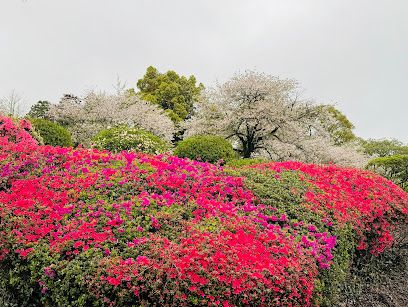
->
[1,0,407,142]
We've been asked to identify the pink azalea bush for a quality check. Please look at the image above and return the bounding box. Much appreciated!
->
[229,162,408,304]
[0,115,407,306]
[252,162,408,255]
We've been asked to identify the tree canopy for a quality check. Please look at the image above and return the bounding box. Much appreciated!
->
[317,105,356,145]
[361,138,408,157]
[367,155,408,191]
[47,91,175,146]
[133,66,204,122]
[363,139,408,191]
[27,100,51,119]
[185,71,366,167]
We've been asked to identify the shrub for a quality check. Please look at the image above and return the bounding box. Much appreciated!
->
[0,116,407,306]
[0,116,38,146]
[0,118,321,306]
[225,167,355,305]
[251,161,408,255]
[92,125,170,154]
[174,135,235,163]
[29,118,73,147]
[227,161,408,304]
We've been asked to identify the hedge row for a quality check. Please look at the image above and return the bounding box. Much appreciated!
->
[226,162,408,305]
[0,116,407,306]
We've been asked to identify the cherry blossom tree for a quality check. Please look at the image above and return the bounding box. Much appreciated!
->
[185,71,367,167]
[48,91,175,146]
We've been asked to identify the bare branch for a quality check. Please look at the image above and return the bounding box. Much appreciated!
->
[0,90,23,116]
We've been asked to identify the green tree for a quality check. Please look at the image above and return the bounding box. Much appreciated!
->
[27,100,51,119]
[367,155,408,191]
[363,138,408,191]
[360,138,408,157]
[134,66,203,122]
[185,71,366,167]
[318,105,356,145]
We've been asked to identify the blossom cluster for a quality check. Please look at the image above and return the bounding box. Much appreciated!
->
[47,91,175,146]
[253,161,408,255]
[184,71,368,168]
[0,116,407,306]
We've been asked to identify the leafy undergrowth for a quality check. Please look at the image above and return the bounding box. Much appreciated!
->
[0,116,407,306]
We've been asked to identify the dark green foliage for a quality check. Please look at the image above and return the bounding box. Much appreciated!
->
[367,155,408,191]
[27,101,51,119]
[29,118,73,147]
[92,125,170,154]
[174,135,235,163]
[134,66,204,122]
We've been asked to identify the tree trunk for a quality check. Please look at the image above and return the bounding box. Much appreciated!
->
[243,150,251,158]
[242,140,254,158]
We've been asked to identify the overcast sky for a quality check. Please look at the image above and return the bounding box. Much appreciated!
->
[1,0,407,142]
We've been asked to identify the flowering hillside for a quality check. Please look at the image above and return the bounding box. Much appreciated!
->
[251,161,408,255]
[0,116,407,306]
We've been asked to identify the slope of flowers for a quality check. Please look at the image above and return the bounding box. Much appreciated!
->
[252,162,408,255]
[0,116,323,306]
[1,116,407,306]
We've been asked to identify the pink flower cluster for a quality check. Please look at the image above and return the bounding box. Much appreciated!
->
[253,161,408,255]
[0,116,407,306]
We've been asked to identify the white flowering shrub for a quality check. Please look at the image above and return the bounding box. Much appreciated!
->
[92,125,170,154]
